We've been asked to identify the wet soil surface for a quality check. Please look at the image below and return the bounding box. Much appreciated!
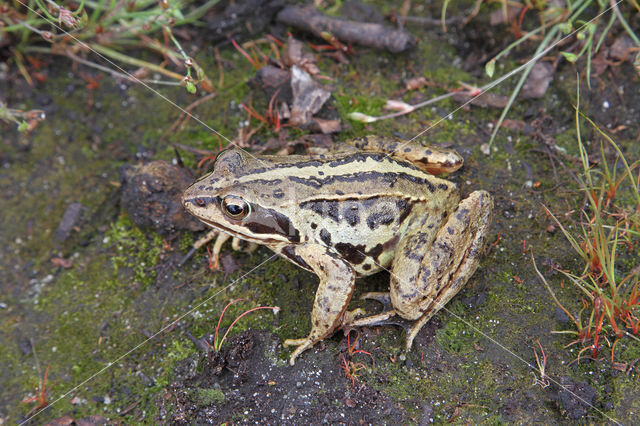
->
[2,1,640,424]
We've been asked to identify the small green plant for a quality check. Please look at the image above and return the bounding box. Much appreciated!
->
[0,100,45,131]
[1,0,214,90]
[533,87,640,362]
[442,0,640,147]
[212,299,279,352]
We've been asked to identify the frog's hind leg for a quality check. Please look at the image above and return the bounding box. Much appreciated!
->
[392,190,493,349]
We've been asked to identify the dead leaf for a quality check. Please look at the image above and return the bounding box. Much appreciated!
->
[490,4,522,26]
[289,65,332,126]
[51,257,73,268]
[406,76,428,91]
[250,65,292,104]
[312,118,341,134]
[75,416,109,426]
[590,52,610,75]
[609,35,636,61]
[283,37,319,75]
[43,416,75,426]
[500,119,531,133]
[522,62,554,99]
[220,254,240,275]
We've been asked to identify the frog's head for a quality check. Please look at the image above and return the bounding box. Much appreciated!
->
[182,149,300,244]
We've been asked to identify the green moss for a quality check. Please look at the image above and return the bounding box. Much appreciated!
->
[190,387,225,406]
[435,302,480,354]
[104,214,163,288]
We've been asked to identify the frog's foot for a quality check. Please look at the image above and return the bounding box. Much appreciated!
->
[347,293,413,333]
[283,338,314,365]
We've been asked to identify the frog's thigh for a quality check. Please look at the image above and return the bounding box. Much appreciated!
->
[282,244,356,365]
[390,191,493,338]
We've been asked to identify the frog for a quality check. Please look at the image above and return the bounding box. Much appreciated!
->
[182,135,493,365]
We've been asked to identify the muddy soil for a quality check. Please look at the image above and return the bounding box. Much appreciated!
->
[1,1,639,424]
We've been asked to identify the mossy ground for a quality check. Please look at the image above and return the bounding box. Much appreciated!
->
[1,1,639,423]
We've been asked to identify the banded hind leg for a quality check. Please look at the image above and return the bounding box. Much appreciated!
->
[351,191,493,349]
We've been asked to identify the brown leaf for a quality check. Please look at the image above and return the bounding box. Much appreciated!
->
[75,416,109,426]
[405,76,428,91]
[590,52,609,75]
[522,62,554,99]
[51,257,73,269]
[43,416,75,426]
[220,254,240,275]
[312,118,341,134]
[490,5,522,26]
[289,65,332,126]
[500,119,526,132]
[609,35,636,61]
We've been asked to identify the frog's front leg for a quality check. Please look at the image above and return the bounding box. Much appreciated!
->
[281,244,356,365]
[391,190,493,348]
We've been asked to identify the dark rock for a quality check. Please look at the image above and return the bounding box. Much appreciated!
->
[555,376,597,419]
[119,161,205,234]
[205,0,286,43]
[250,65,292,104]
[462,291,487,308]
[54,202,85,242]
[75,415,109,426]
[555,306,569,324]
[17,336,32,356]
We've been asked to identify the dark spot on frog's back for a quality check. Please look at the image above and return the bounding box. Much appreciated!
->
[299,200,341,222]
[366,210,395,230]
[335,242,367,264]
[343,204,360,226]
[273,188,285,199]
[319,229,332,246]
[396,198,414,224]
[456,208,470,221]
[367,243,383,261]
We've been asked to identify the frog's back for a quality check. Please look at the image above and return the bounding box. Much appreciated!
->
[233,150,458,203]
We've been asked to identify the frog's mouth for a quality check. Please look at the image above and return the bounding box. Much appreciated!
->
[196,216,282,245]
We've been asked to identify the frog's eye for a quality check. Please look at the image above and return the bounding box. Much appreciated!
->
[221,196,250,219]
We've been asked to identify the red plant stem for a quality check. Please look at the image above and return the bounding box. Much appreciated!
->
[219,306,279,348]
[241,103,266,123]
[231,39,260,69]
[214,299,245,350]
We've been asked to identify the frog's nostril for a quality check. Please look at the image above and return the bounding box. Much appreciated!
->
[195,197,207,207]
